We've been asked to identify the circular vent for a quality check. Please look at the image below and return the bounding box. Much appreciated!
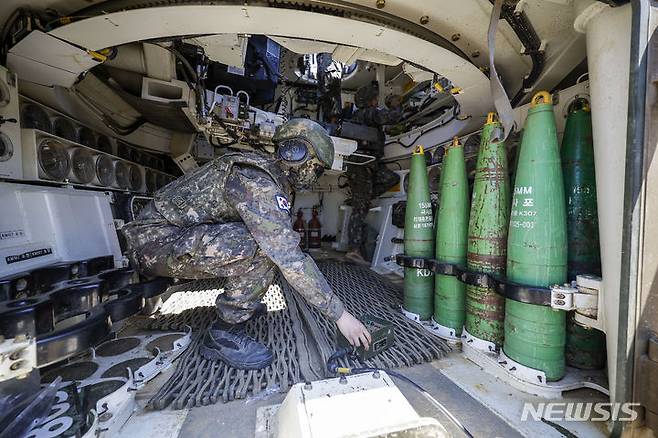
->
[38,139,70,181]
[95,155,114,187]
[145,169,157,192]
[71,148,95,184]
[38,139,71,181]
[21,104,52,132]
[128,164,143,191]
[115,161,130,189]
[78,127,96,148]
[52,117,78,143]
[96,135,113,154]
[0,132,13,162]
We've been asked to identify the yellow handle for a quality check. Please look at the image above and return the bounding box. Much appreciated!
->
[486,112,497,125]
[531,91,552,107]
[446,136,461,149]
[413,145,425,155]
[87,50,108,62]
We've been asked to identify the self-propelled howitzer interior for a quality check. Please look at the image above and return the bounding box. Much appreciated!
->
[0,1,656,437]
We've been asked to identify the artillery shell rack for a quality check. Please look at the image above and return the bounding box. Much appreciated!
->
[395,254,609,397]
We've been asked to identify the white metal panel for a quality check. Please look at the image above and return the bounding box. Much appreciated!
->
[345,0,585,104]
[275,372,446,438]
[269,36,337,55]
[0,182,122,278]
[575,1,632,404]
[7,30,99,88]
[186,34,248,67]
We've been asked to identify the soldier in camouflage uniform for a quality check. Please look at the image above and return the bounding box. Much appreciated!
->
[345,84,401,264]
[122,119,371,369]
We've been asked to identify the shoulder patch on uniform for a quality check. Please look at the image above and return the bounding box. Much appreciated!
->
[275,195,291,212]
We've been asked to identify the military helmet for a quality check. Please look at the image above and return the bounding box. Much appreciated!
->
[272,118,335,168]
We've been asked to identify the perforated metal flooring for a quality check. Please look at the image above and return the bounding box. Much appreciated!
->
[147,261,450,409]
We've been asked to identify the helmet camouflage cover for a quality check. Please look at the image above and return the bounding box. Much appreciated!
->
[272,118,335,168]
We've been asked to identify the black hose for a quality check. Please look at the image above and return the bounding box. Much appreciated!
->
[325,348,474,438]
[0,8,26,64]
[350,367,475,438]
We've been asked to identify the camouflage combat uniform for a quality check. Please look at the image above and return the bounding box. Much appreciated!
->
[121,152,345,324]
[347,105,401,253]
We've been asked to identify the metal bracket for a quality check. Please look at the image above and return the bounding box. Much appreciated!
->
[0,335,37,381]
[396,254,602,320]
[572,274,603,331]
[550,276,601,318]
[550,283,579,310]
[343,152,377,166]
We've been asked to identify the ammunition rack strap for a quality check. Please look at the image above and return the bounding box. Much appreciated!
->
[395,254,552,306]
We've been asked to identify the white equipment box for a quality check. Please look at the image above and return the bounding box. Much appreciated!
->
[257,371,447,438]
[0,182,122,278]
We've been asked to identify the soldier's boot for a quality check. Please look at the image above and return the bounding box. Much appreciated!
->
[200,329,273,369]
[200,303,273,369]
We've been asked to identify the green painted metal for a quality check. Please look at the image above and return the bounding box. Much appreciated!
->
[561,100,601,279]
[465,114,510,346]
[566,313,607,370]
[561,99,606,370]
[434,137,470,334]
[404,145,435,320]
[504,92,567,381]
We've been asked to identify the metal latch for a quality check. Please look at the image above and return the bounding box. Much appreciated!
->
[551,274,603,331]
[550,283,579,310]
[638,333,658,433]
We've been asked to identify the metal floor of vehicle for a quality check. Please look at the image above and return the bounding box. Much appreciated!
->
[116,254,609,438]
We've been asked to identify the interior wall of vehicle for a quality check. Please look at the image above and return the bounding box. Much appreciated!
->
[18,77,175,154]
[1,0,645,418]
[294,173,348,240]
[632,7,658,435]
[3,1,587,158]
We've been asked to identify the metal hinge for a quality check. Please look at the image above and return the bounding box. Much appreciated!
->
[638,333,658,433]
[551,274,604,331]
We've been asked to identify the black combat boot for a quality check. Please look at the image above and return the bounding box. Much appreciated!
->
[199,303,272,369]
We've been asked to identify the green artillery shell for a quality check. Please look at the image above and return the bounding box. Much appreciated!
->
[434,137,470,334]
[465,114,510,346]
[561,99,606,369]
[404,145,435,320]
[504,92,568,381]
